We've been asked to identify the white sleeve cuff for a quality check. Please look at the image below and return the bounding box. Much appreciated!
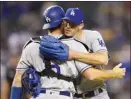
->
[80,65,92,73]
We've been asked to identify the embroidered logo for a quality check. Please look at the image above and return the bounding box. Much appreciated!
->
[45,16,51,22]
[70,10,75,16]
[97,38,105,47]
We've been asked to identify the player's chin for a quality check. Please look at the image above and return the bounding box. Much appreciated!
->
[64,32,73,37]
[64,30,72,36]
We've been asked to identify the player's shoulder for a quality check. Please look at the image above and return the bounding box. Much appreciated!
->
[61,37,88,51]
[23,36,40,51]
[61,37,83,45]
[83,29,102,37]
[26,41,40,49]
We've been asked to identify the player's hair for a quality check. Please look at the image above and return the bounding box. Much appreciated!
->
[48,23,61,33]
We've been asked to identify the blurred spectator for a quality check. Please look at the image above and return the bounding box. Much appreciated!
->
[7,30,34,55]
[2,2,30,20]
[18,12,42,33]
[1,55,30,99]
[1,63,6,88]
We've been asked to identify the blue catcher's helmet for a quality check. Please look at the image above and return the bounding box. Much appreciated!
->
[63,8,84,25]
[42,5,65,29]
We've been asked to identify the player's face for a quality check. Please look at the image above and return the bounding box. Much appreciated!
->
[62,20,80,37]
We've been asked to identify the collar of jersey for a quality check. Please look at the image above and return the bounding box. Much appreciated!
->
[59,35,74,40]
[48,33,63,39]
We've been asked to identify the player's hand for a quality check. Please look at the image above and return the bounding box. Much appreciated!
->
[113,63,126,78]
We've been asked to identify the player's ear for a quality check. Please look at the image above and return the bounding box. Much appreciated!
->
[79,23,84,30]
[61,21,64,29]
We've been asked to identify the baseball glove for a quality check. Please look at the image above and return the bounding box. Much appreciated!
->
[39,35,69,61]
[21,67,41,98]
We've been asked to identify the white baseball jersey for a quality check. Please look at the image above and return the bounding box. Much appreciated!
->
[75,30,108,93]
[80,30,107,53]
[16,35,91,95]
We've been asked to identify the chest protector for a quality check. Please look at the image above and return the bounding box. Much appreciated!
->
[24,36,75,82]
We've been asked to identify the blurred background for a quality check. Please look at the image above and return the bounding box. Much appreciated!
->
[0,1,130,99]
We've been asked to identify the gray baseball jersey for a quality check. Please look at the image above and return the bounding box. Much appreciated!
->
[75,30,108,93]
[16,35,91,95]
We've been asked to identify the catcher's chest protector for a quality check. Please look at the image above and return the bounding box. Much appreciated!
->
[23,36,41,49]
[23,36,75,82]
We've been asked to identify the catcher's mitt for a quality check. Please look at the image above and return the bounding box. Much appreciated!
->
[39,35,69,61]
[21,67,41,98]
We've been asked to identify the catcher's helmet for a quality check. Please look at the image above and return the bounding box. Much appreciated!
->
[63,8,84,25]
[42,5,65,29]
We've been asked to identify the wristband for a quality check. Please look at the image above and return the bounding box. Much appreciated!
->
[10,86,22,99]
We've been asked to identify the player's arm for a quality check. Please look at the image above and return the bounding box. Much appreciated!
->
[70,51,108,66]
[77,61,126,81]
[81,63,125,81]
[74,39,125,81]
[10,42,33,99]
[10,59,28,99]
[70,31,109,66]
[39,35,108,65]
[10,70,25,99]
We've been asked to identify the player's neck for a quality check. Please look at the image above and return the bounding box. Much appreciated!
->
[48,29,63,38]
[74,30,83,40]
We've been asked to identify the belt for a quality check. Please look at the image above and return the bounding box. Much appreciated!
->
[40,89,71,97]
[74,88,103,98]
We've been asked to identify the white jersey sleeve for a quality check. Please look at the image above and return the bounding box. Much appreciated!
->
[75,60,92,73]
[61,39,92,74]
[91,31,107,52]
[84,30,108,52]
[17,42,45,72]
[73,44,92,73]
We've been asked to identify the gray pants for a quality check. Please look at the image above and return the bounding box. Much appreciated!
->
[73,89,110,99]
[31,91,74,99]
[31,93,73,99]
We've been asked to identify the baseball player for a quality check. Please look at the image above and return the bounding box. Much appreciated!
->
[39,8,126,99]
[63,8,111,99]
[10,6,125,99]
[10,5,75,99]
